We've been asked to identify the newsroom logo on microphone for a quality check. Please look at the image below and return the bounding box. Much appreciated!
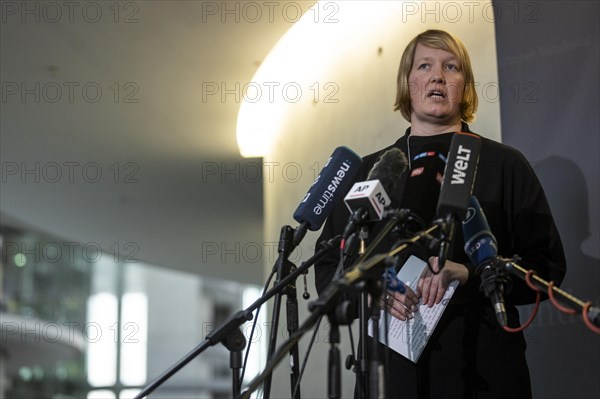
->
[311,158,353,215]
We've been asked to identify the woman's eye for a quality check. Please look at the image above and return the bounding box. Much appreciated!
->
[445,64,460,71]
[418,63,429,70]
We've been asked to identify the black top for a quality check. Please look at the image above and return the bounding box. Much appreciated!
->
[313,123,567,398]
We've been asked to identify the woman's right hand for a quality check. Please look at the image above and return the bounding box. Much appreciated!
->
[380,287,420,321]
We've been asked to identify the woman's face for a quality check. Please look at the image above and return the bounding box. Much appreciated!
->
[408,43,465,125]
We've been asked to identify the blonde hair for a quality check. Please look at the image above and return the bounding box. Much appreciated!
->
[393,29,478,123]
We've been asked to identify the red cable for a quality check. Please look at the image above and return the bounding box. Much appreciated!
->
[582,302,600,334]
[547,281,576,314]
[503,291,541,333]
[503,270,541,333]
[511,267,599,334]
[524,270,540,292]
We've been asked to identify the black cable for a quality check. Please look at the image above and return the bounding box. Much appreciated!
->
[381,275,391,399]
[346,324,356,371]
[291,314,324,398]
[239,269,276,386]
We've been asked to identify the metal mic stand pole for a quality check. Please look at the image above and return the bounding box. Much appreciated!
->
[286,263,302,399]
[356,226,370,398]
[134,310,252,399]
[327,317,341,399]
[264,225,301,399]
[368,279,384,399]
[502,257,600,328]
[353,211,409,399]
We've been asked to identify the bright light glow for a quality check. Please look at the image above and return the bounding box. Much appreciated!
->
[236,2,377,157]
[119,292,148,386]
[86,293,118,387]
[119,389,142,399]
[88,390,116,399]
[14,253,27,267]
[242,286,266,383]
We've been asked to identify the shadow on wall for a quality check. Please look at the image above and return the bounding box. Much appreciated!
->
[520,155,600,399]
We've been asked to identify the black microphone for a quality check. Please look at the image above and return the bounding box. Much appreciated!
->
[366,147,409,205]
[463,196,509,327]
[435,132,481,269]
[342,148,409,239]
[293,146,362,244]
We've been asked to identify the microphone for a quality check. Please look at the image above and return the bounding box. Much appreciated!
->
[435,132,481,269]
[436,132,481,219]
[462,196,510,327]
[293,146,362,244]
[366,147,409,204]
[342,148,408,239]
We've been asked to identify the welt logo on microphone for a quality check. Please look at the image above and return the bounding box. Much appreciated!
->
[450,144,473,185]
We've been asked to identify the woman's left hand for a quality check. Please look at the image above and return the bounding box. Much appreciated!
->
[417,256,469,307]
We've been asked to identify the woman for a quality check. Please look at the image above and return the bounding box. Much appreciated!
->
[314,29,566,398]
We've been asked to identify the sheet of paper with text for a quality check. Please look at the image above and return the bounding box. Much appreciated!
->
[368,255,459,363]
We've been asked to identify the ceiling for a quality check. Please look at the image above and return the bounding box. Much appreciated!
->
[0,1,316,284]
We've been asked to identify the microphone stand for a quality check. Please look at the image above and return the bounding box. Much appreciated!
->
[351,210,412,399]
[502,257,600,327]
[134,235,339,399]
[357,226,371,399]
[243,216,429,399]
[241,251,387,399]
[264,225,301,399]
[134,310,252,399]
[367,279,384,399]
[327,315,341,399]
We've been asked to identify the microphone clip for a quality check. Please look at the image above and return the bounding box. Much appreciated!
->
[478,260,513,297]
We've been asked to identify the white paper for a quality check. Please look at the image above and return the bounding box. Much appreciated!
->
[368,255,458,363]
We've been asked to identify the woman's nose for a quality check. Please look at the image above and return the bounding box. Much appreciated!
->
[429,64,445,83]
[430,70,445,83]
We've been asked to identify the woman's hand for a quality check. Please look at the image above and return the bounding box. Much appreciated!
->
[417,257,469,307]
[380,287,420,321]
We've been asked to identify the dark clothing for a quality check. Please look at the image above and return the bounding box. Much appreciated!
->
[314,124,566,398]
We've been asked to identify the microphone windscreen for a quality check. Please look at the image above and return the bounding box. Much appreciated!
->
[367,148,409,203]
[436,132,481,220]
[293,146,362,231]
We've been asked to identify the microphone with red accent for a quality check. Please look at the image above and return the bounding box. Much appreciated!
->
[435,132,481,269]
